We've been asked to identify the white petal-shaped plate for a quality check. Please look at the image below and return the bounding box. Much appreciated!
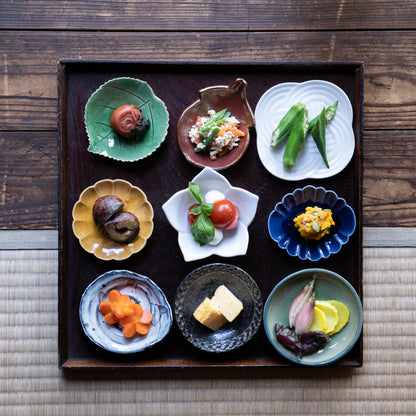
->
[162,167,259,262]
[255,80,355,181]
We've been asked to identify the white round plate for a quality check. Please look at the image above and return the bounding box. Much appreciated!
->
[255,80,356,181]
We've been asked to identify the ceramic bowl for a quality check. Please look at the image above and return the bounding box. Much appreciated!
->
[79,270,172,354]
[162,167,259,262]
[263,268,362,366]
[84,77,169,162]
[175,263,263,352]
[177,78,255,170]
[72,179,154,261]
[268,185,356,261]
[255,80,355,180]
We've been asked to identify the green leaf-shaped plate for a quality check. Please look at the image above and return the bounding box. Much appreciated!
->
[84,77,169,162]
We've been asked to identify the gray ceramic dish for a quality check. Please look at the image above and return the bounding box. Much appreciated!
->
[174,263,262,353]
[79,270,172,354]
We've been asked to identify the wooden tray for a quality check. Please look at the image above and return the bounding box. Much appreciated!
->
[58,60,363,372]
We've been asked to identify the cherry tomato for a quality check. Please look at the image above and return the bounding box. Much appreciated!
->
[187,203,200,225]
[223,206,239,230]
[209,199,238,229]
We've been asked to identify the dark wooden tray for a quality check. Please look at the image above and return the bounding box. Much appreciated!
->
[58,60,363,372]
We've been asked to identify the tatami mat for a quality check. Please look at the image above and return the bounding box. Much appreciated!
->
[0,248,415,415]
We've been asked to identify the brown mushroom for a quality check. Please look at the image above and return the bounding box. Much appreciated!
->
[92,195,125,229]
[103,211,140,243]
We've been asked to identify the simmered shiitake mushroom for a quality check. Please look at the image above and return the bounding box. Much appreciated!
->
[92,195,124,229]
[92,195,140,243]
[103,211,140,244]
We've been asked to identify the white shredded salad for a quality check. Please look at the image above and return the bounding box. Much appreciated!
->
[188,109,244,160]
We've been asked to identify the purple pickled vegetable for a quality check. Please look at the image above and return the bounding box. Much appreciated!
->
[299,331,331,356]
[274,323,302,358]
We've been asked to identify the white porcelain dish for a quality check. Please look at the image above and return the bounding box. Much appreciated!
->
[255,80,355,181]
[162,167,259,262]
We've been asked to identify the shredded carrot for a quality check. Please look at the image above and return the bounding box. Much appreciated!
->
[99,289,152,338]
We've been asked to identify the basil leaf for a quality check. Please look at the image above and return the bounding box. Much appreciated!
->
[188,182,203,204]
[189,204,202,216]
[201,203,214,216]
[191,214,215,246]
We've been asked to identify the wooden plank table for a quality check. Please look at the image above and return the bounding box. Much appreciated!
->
[0,1,415,414]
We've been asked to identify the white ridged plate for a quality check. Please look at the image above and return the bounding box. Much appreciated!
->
[255,80,355,181]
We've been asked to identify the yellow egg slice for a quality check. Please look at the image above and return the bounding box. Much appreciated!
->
[315,300,339,334]
[326,300,350,335]
[308,306,328,333]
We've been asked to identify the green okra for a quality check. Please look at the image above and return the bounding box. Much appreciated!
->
[307,100,338,133]
[311,107,329,168]
[271,102,306,147]
[194,126,220,153]
[283,109,309,170]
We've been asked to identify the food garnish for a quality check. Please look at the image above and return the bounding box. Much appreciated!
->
[110,104,150,139]
[187,182,239,246]
[92,195,140,243]
[193,285,243,331]
[293,206,335,241]
[275,277,350,358]
[270,100,338,170]
[189,108,245,160]
[99,289,152,338]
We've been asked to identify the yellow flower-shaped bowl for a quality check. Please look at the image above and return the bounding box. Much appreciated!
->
[72,179,154,261]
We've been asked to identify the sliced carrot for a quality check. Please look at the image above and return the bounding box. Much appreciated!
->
[120,294,131,303]
[135,322,150,335]
[108,289,121,302]
[99,300,112,315]
[104,312,118,324]
[99,290,152,338]
[119,314,136,326]
[122,322,137,338]
[139,309,153,325]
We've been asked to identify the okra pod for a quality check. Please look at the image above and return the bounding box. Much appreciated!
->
[194,126,220,153]
[311,107,329,168]
[198,109,230,137]
[271,102,306,147]
[307,100,338,133]
[282,109,309,170]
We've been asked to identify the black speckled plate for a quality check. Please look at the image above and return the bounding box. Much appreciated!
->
[174,263,263,353]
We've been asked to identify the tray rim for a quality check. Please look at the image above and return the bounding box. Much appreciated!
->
[58,59,364,372]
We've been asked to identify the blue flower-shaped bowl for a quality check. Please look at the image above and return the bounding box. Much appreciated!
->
[268,185,356,261]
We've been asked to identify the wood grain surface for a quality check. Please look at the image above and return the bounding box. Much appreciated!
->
[1,28,416,227]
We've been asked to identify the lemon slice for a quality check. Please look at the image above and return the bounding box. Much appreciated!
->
[308,306,328,333]
[315,300,339,334]
[326,300,350,335]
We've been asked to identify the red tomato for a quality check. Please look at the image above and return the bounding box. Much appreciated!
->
[209,199,238,229]
[187,203,200,225]
[223,206,239,230]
